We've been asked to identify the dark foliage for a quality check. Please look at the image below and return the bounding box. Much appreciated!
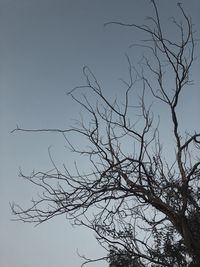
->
[108,246,141,267]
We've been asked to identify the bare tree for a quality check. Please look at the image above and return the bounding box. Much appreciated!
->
[12,1,200,266]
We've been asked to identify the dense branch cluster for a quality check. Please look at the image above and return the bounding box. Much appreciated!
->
[12,1,200,266]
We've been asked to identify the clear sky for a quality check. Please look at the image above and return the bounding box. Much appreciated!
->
[0,0,199,267]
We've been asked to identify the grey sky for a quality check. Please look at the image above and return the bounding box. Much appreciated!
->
[0,1,200,267]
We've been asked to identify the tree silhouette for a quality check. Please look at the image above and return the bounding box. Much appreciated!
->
[12,1,200,266]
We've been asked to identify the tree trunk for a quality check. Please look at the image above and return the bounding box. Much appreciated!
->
[181,216,200,264]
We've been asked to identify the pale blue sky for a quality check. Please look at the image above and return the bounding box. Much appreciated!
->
[0,1,199,267]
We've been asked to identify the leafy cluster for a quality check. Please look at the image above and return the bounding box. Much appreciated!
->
[108,246,141,267]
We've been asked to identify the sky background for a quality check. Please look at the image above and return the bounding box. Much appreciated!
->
[0,0,200,267]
